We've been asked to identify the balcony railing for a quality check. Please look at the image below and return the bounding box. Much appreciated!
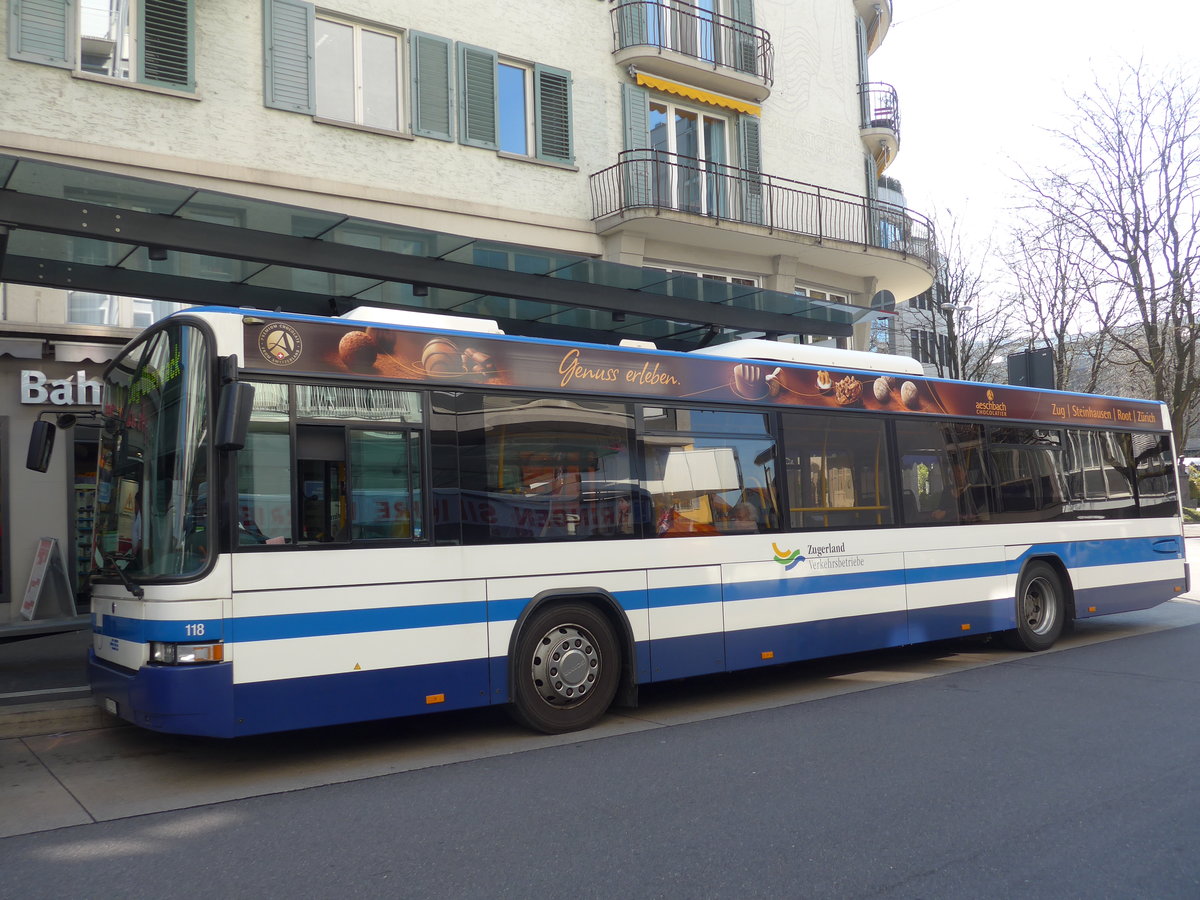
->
[859,82,900,138]
[611,0,774,86]
[590,150,935,267]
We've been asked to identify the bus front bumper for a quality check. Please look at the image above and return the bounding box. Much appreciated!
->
[89,650,237,737]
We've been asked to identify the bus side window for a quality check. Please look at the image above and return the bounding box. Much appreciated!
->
[349,429,423,541]
[642,407,779,536]
[236,381,293,546]
[894,419,958,525]
[779,411,892,530]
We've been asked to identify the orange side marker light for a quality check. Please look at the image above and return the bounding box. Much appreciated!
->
[426,694,446,705]
[761,651,775,660]
[961,624,971,631]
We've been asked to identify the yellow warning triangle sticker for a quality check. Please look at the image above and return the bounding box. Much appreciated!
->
[353,663,362,670]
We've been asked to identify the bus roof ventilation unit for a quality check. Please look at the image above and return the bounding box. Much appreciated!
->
[340,306,505,335]
[689,339,925,376]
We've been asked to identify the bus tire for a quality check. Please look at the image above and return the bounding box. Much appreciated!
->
[1003,561,1065,651]
[509,603,620,734]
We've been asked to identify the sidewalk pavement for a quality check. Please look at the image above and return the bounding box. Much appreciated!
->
[0,625,116,739]
[2,532,1198,741]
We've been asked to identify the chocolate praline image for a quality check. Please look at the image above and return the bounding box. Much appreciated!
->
[338,330,378,370]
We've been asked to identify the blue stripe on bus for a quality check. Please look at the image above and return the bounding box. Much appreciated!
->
[722,568,908,604]
[1013,538,1182,567]
[93,616,224,643]
[231,601,488,642]
[90,536,1180,650]
[649,583,723,609]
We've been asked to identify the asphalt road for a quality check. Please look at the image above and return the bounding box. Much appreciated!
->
[1,602,1198,899]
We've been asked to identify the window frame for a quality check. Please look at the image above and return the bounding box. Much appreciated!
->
[76,0,195,92]
[314,12,406,134]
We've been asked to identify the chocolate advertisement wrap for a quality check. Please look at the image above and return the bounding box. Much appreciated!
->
[243,318,1165,431]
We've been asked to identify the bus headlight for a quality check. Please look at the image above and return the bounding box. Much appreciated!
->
[149,642,224,665]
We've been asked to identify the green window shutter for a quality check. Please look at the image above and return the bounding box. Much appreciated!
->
[729,0,758,75]
[534,64,572,164]
[621,83,649,151]
[621,84,652,207]
[738,114,763,224]
[138,0,193,90]
[263,0,314,113]
[410,31,453,140]
[457,43,497,149]
[9,0,74,69]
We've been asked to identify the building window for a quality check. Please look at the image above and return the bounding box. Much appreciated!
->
[457,43,574,163]
[10,0,194,90]
[68,293,185,328]
[909,328,948,367]
[315,16,402,131]
[649,99,730,215]
[498,61,532,155]
[645,266,757,292]
[797,285,851,349]
[79,0,193,89]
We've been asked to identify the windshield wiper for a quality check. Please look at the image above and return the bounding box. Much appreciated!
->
[100,552,145,601]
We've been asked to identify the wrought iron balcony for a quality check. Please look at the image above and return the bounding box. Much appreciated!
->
[859,82,900,173]
[590,150,935,268]
[611,1,774,101]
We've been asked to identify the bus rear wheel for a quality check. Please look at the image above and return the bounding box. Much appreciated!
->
[510,603,620,734]
[1004,561,1065,651]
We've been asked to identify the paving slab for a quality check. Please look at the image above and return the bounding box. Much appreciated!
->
[0,739,93,838]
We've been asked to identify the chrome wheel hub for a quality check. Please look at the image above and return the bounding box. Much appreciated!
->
[1022,576,1057,635]
[531,624,600,707]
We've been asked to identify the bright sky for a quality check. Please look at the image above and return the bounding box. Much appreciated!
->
[872,0,1200,244]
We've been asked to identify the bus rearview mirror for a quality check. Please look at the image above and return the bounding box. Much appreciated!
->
[215,382,255,451]
[26,420,56,472]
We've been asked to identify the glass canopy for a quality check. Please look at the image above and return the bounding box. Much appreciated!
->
[0,153,866,349]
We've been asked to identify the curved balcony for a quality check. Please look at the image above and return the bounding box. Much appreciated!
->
[854,0,894,55]
[611,0,774,103]
[860,82,900,173]
[590,150,935,299]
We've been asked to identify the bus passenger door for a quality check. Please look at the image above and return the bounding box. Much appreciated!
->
[296,425,347,542]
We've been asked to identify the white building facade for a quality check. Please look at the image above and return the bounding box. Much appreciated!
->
[0,0,934,621]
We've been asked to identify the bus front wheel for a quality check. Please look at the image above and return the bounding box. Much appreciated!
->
[1004,561,1065,651]
[510,603,620,734]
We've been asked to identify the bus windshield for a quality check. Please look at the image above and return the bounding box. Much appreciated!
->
[93,322,212,579]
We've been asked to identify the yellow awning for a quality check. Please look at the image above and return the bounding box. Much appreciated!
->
[634,73,762,117]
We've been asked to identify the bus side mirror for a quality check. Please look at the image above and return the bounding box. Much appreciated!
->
[27,420,56,472]
[215,382,255,451]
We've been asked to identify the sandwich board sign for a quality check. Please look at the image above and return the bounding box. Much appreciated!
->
[21,537,77,620]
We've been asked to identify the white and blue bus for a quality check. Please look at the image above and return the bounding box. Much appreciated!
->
[30,306,1189,737]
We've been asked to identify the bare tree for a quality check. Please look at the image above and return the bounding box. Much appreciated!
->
[910,213,1016,382]
[1016,61,1200,450]
[1003,203,1124,393]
